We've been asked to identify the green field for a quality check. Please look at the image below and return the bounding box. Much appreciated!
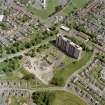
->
[27,0,58,19]
[51,51,92,86]
[52,91,87,105]
[0,67,29,80]
[32,91,87,105]
[27,0,89,18]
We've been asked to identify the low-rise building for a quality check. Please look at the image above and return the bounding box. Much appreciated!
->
[60,25,70,32]
[56,35,82,59]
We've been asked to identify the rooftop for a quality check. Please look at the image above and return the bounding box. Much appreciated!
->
[59,35,82,50]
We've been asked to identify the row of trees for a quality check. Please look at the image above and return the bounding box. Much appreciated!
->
[0,26,58,57]
[25,43,50,57]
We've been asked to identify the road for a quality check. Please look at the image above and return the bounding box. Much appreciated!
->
[0,1,99,105]
[65,49,97,88]
[0,86,65,94]
[0,49,96,92]
[30,87,65,93]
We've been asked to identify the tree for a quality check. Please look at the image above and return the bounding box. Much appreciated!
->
[32,92,55,105]
[55,5,62,12]
[50,76,64,86]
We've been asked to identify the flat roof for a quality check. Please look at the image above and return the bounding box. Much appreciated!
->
[60,25,70,31]
[60,35,82,50]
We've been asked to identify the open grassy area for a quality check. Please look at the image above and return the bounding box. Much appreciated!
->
[52,91,87,105]
[63,0,89,15]
[27,0,89,18]
[27,0,58,19]
[0,67,29,80]
[51,51,92,86]
[32,91,87,105]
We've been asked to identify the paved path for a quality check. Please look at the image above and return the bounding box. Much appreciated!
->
[0,2,99,104]
[0,36,56,63]
[30,87,65,93]
[0,86,65,93]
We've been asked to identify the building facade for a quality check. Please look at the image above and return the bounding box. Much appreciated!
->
[56,35,82,59]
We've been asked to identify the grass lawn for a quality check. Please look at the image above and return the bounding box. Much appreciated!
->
[27,0,89,18]
[0,67,29,80]
[27,0,58,19]
[52,51,92,86]
[52,91,87,105]
[63,0,89,15]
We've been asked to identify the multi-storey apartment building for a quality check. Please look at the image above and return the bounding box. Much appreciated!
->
[56,35,82,59]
